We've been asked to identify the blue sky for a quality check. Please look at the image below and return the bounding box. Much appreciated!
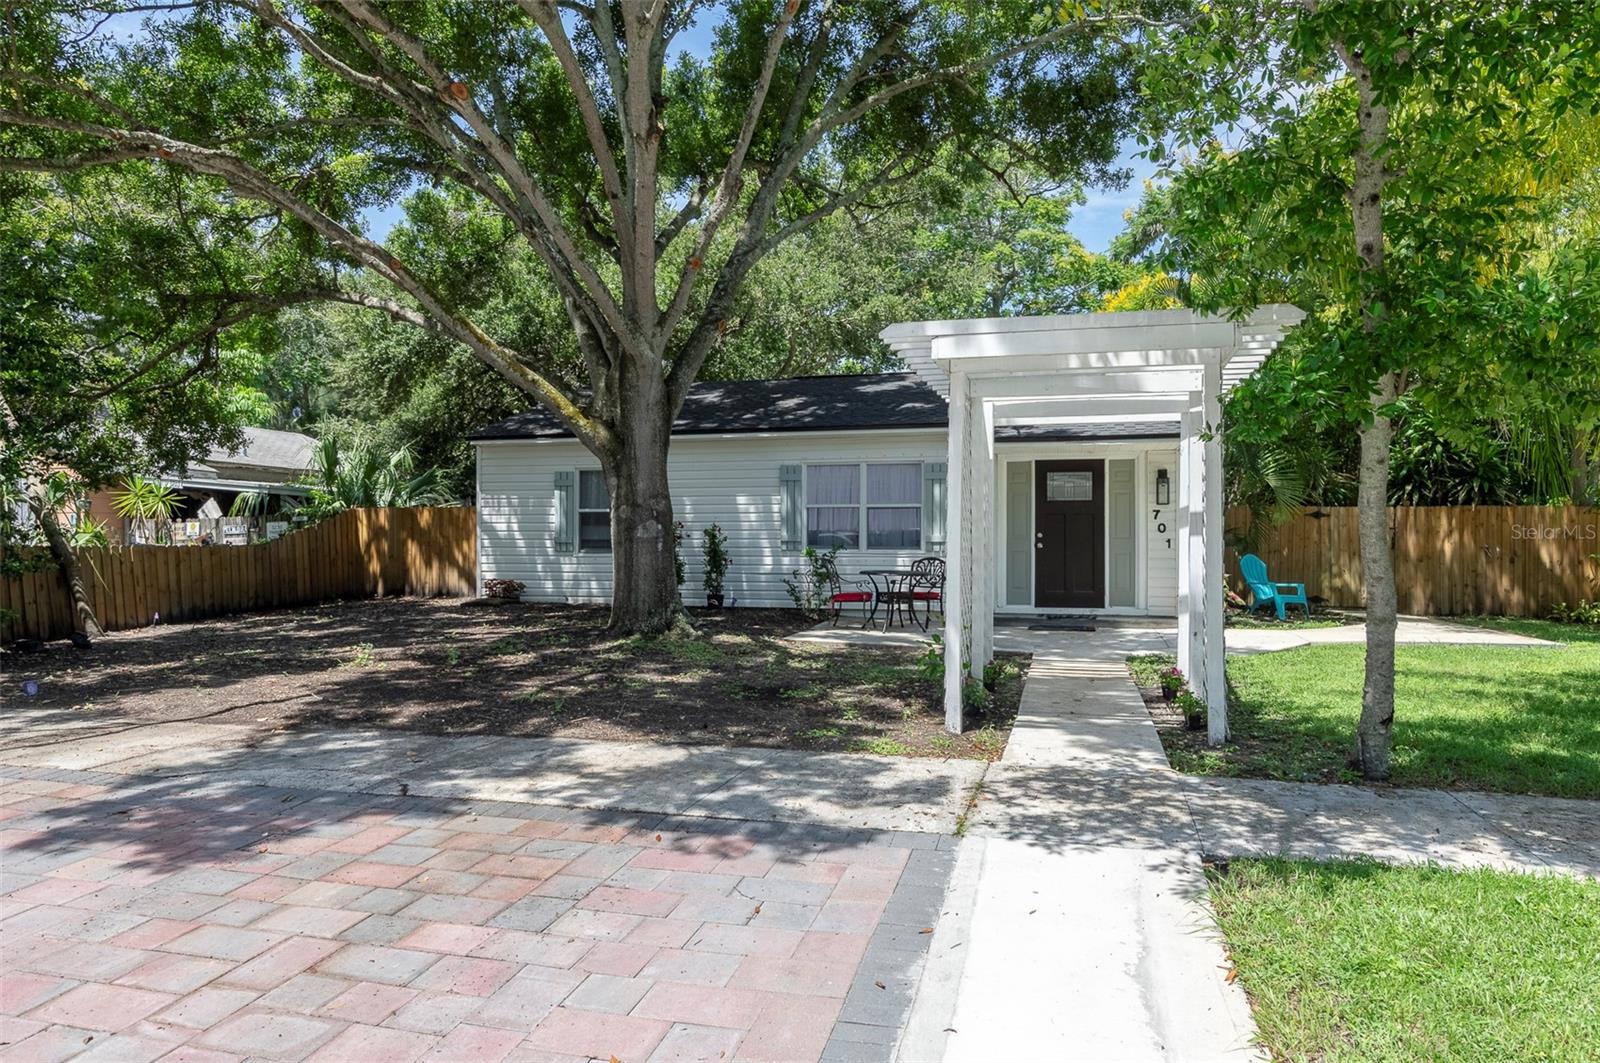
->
[1068,140,1160,252]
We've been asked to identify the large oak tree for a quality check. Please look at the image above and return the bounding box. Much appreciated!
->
[3,0,1154,633]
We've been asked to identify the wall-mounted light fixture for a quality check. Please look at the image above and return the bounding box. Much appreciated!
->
[1155,468,1170,506]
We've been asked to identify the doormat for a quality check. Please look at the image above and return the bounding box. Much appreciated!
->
[1028,623,1097,632]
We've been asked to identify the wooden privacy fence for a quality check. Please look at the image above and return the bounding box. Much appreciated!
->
[1226,505,1600,617]
[2,506,476,643]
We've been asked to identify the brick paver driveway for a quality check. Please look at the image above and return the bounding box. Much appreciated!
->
[0,766,953,1062]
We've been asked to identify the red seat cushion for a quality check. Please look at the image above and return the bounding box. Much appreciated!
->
[911,591,941,601]
[831,591,872,603]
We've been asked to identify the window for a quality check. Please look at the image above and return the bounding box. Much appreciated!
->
[806,464,859,549]
[804,462,922,551]
[578,470,610,551]
[1046,470,1094,502]
[866,462,921,549]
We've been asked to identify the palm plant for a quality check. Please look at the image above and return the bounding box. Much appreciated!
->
[1226,437,1316,553]
[250,437,451,525]
[110,474,184,544]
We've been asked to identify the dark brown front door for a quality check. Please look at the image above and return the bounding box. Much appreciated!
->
[1034,459,1105,609]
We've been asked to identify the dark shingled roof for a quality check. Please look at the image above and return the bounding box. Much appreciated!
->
[469,372,1179,442]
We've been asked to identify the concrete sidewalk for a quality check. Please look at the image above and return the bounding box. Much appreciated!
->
[1184,776,1600,880]
[1223,615,1557,654]
[901,622,1262,1063]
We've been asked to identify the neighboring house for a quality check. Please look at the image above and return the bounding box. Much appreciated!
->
[85,427,317,536]
[472,373,1183,616]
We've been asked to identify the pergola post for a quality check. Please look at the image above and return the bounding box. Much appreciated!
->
[1202,359,1228,744]
[972,399,996,672]
[1184,400,1208,706]
[942,369,968,734]
[1174,406,1198,683]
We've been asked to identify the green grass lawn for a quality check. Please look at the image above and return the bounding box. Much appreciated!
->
[1210,859,1600,1062]
[1132,620,1600,797]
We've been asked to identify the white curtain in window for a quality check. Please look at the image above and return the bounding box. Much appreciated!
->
[808,507,859,549]
[867,506,920,549]
[867,462,920,504]
[807,464,859,505]
[579,470,609,509]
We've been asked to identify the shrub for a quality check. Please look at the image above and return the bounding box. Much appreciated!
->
[1550,600,1600,625]
[701,523,731,600]
[483,578,525,600]
[672,521,686,588]
[783,545,840,617]
[1175,689,1206,730]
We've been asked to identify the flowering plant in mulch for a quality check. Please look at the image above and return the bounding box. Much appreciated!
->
[1158,665,1185,700]
[482,578,525,600]
[1175,689,1207,731]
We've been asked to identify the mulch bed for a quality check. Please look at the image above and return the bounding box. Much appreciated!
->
[5,598,1029,761]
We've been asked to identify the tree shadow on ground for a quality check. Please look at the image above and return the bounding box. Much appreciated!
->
[2,598,1022,761]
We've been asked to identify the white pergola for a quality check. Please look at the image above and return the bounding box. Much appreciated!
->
[880,306,1305,745]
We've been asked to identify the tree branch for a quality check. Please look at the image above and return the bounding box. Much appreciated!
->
[657,0,802,342]
[0,109,610,450]
[334,0,636,357]
[518,0,627,220]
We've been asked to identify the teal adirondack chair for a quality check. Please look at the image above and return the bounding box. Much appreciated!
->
[1239,553,1310,620]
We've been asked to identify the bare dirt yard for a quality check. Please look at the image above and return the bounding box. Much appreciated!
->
[6,598,1028,761]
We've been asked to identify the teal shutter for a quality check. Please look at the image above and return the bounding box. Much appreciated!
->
[923,462,947,554]
[553,470,577,553]
[779,464,803,551]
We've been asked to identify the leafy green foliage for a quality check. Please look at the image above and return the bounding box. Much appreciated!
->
[700,523,731,600]
[1550,600,1600,625]
[0,169,283,490]
[288,437,453,523]
[110,476,183,522]
[783,545,841,617]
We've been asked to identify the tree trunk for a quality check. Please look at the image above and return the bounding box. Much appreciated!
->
[1355,373,1398,777]
[1345,46,1398,780]
[27,491,104,640]
[603,367,685,636]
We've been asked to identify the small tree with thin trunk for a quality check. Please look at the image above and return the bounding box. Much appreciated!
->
[3,0,1159,633]
[1136,0,1600,777]
[0,166,275,638]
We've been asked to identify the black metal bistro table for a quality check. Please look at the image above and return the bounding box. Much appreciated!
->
[860,568,916,631]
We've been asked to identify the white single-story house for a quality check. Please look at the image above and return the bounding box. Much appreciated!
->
[472,374,1182,615]
[471,307,1304,742]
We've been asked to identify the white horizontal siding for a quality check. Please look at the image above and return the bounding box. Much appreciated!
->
[1145,447,1179,614]
[476,431,947,608]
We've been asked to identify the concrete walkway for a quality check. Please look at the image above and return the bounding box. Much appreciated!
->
[1223,615,1558,654]
[900,622,1262,1063]
[891,614,1594,1062]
